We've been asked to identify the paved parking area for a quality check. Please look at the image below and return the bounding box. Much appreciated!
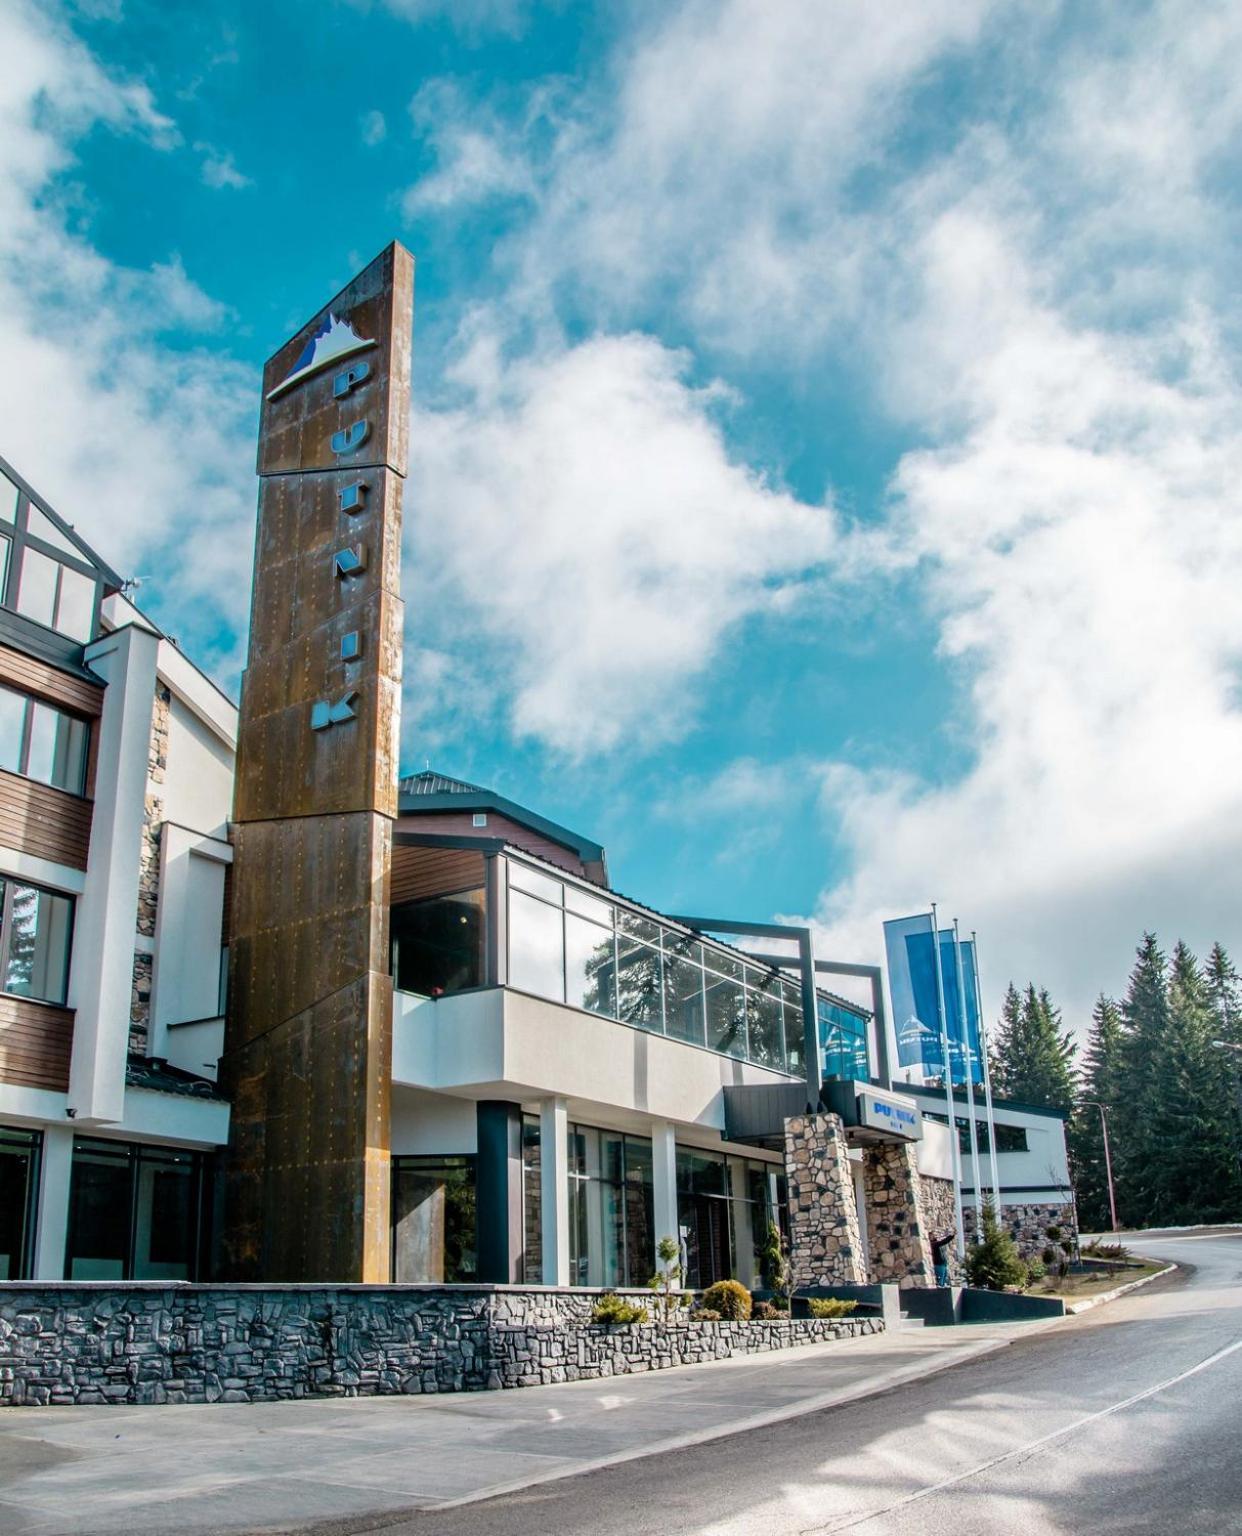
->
[0,1321,1043,1535]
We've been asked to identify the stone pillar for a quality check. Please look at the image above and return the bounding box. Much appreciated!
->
[539,1096,569,1286]
[783,1113,867,1288]
[862,1141,934,1288]
[919,1173,963,1282]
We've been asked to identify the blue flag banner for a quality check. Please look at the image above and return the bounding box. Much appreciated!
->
[883,915,983,1086]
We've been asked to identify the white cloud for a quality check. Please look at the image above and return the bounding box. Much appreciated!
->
[373,0,530,38]
[360,108,387,146]
[0,0,256,680]
[407,329,838,756]
[402,80,537,214]
[196,143,251,190]
[403,0,1242,1021]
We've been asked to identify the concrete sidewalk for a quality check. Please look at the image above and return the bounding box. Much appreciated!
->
[0,1318,1054,1536]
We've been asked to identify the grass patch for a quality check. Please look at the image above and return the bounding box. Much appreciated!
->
[1024,1261,1163,1301]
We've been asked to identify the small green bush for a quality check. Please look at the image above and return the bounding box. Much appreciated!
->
[1024,1258,1046,1283]
[592,1293,648,1326]
[965,1205,1028,1291]
[806,1297,858,1319]
[701,1279,753,1320]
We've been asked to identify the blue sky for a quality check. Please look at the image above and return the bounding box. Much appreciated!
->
[3,0,1241,1029]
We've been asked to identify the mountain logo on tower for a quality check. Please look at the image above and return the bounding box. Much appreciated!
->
[267,311,377,400]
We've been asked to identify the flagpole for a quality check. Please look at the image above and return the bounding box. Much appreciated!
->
[953,918,983,1240]
[972,928,1002,1207]
[930,903,966,1259]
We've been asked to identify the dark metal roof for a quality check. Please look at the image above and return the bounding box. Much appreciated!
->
[125,1055,226,1101]
[398,768,608,875]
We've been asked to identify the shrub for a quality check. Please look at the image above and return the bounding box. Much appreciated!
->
[692,1307,721,1321]
[759,1220,790,1300]
[1041,1246,1057,1267]
[806,1297,858,1319]
[1024,1258,1046,1284]
[701,1280,752,1320]
[647,1235,683,1320]
[964,1204,1028,1291]
[751,1300,781,1320]
[592,1293,648,1326]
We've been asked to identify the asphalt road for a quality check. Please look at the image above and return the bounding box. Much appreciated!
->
[306,1232,1242,1536]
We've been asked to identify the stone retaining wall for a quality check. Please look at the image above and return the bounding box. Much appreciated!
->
[963,1199,1078,1262]
[0,1285,881,1407]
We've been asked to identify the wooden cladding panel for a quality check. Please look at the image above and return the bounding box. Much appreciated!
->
[0,643,103,717]
[396,812,587,877]
[0,770,93,870]
[390,845,485,906]
[0,995,73,1091]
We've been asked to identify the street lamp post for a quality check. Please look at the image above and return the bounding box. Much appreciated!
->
[1081,1099,1119,1233]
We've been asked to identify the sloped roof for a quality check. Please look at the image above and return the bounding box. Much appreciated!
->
[398,767,608,876]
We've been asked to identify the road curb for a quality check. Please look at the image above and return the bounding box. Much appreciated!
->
[1065,1262,1177,1314]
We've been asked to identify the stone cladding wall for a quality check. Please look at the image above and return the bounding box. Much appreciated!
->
[129,684,171,1054]
[963,1199,1078,1261]
[128,952,154,1056]
[861,1143,934,1289]
[0,1285,881,1407]
[784,1114,867,1288]
[918,1175,964,1283]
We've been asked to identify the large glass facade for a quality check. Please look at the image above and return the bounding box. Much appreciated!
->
[390,888,485,997]
[819,996,871,1081]
[391,1155,477,1282]
[676,1148,784,1291]
[65,1138,204,1280]
[506,858,805,1076]
[521,1118,656,1288]
[1,877,74,1004]
[0,1126,40,1279]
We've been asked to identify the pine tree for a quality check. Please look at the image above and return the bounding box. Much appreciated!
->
[990,985,1023,1097]
[1203,943,1242,1213]
[1114,934,1170,1226]
[991,984,1077,1111]
[1154,944,1235,1223]
[1069,996,1124,1232]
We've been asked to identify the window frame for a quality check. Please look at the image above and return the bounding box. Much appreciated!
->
[0,469,103,644]
[0,683,90,798]
[0,875,76,1006]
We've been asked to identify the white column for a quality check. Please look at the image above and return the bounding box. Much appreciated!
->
[651,1120,679,1256]
[70,624,160,1123]
[539,1096,569,1286]
[33,1125,74,1280]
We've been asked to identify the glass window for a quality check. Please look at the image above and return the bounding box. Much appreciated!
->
[782,980,805,1076]
[616,909,662,946]
[521,1118,541,1282]
[565,911,616,1017]
[26,507,81,559]
[3,882,73,1004]
[745,969,785,1071]
[392,1155,477,1283]
[675,1147,784,1290]
[0,474,16,524]
[508,887,565,1000]
[55,566,96,642]
[615,937,663,1031]
[66,1138,203,1281]
[0,686,23,774]
[705,971,747,1058]
[663,950,706,1047]
[25,702,88,794]
[16,547,57,628]
[566,1124,652,1288]
[509,862,563,906]
[703,946,744,982]
[391,889,484,997]
[565,884,611,925]
[0,1127,40,1280]
[0,536,10,603]
[819,996,871,1081]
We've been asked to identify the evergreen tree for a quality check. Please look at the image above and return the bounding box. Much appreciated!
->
[1202,943,1242,1212]
[1155,944,1236,1223]
[990,985,1023,1097]
[990,983,1077,1111]
[1069,996,1124,1232]
[1113,933,1170,1226]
